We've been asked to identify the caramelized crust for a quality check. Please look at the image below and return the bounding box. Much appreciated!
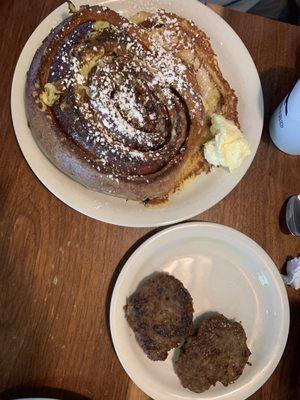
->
[26,5,237,201]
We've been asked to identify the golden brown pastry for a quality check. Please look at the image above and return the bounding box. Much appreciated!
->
[26,4,237,201]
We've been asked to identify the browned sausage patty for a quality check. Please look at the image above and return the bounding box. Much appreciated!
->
[175,314,251,393]
[124,273,194,361]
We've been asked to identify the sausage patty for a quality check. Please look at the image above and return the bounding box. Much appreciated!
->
[124,272,194,361]
[175,314,251,392]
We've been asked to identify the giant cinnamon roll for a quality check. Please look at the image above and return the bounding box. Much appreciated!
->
[26,4,237,201]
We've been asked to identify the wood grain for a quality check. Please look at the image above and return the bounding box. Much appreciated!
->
[0,2,300,400]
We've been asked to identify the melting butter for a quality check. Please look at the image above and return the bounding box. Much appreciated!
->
[40,83,61,107]
[204,114,251,172]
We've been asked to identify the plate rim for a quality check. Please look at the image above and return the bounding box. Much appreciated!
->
[11,0,264,227]
[109,221,290,400]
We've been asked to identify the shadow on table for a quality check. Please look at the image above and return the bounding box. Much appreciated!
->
[0,386,91,400]
[279,299,300,400]
[259,44,300,145]
[254,297,300,400]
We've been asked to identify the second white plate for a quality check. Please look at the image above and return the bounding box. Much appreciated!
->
[110,222,289,400]
[11,0,263,227]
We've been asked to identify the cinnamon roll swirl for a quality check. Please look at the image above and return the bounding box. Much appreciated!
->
[133,9,239,143]
[26,4,236,202]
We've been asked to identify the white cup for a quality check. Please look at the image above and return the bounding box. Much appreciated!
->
[269,79,300,155]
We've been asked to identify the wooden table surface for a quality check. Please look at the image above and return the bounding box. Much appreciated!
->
[1,1,300,400]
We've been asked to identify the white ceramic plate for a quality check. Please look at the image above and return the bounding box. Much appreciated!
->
[110,222,289,400]
[11,0,263,227]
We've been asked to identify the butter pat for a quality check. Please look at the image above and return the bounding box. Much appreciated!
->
[204,114,251,172]
[40,83,61,107]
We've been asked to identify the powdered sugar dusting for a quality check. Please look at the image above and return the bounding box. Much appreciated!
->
[43,6,203,183]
